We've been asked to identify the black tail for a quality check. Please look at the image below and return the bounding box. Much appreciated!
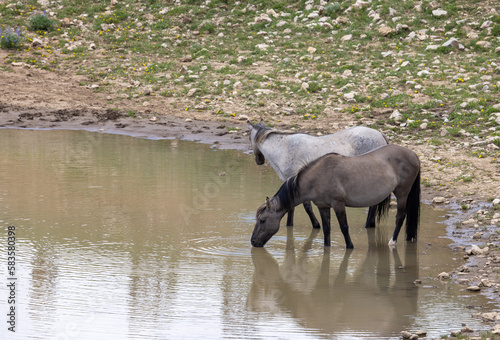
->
[375,195,391,223]
[405,171,420,241]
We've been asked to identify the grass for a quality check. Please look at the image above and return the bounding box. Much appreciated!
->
[0,0,497,152]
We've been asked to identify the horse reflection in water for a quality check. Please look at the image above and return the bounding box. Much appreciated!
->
[246,228,419,337]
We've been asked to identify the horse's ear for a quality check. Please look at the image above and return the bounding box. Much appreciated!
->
[247,120,254,129]
[259,118,265,126]
[266,197,271,209]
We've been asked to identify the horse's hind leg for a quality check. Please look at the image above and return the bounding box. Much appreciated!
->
[333,203,354,249]
[364,206,377,228]
[286,207,295,227]
[318,207,331,247]
[389,200,407,247]
[304,201,321,229]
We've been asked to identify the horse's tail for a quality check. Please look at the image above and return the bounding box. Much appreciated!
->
[405,171,421,241]
[376,195,391,223]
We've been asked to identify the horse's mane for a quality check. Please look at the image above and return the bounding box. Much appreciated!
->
[275,175,300,212]
[253,124,296,144]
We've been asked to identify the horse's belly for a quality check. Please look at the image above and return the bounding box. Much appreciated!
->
[343,179,395,207]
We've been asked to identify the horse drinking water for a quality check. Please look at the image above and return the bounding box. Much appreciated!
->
[248,120,388,229]
[251,144,420,248]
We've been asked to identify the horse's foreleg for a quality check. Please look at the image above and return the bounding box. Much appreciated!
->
[286,207,295,227]
[389,201,407,246]
[303,201,321,229]
[364,206,377,228]
[333,203,354,249]
[318,208,331,247]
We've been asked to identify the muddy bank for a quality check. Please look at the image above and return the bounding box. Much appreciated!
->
[0,104,251,150]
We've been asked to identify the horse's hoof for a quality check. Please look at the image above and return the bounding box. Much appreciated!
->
[346,244,354,249]
[312,224,321,229]
[364,223,376,229]
[388,239,397,248]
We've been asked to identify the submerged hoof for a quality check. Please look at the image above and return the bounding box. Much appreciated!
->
[312,223,321,229]
[346,243,354,249]
[388,239,397,248]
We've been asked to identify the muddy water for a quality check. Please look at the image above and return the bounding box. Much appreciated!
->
[0,129,495,339]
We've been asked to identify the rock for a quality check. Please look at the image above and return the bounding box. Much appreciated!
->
[31,38,43,47]
[432,9,447,17]
[492,324,500,335]
[60,18,71,27]
[88,43,97,50]
[256,44,269,51]
[482,312,500,322]
[426,45,439,50]
[432,196,446,204]
[492,198,500,205]
[437,272,450,280]
[400,331,413,339]
[461,326,474,333]
[495,46,500,54]
[466,245,489,255]
[336,16,348,24]
[476,41,492,48]
[255,13,272,23]
[420,122,428,129]
[238,114,249,121]
[341,34,352,42]
[343,92,356,100]
[378,26,394,36]
[180,56,193,62]
[389,109,403,122]
[466,285,481,292]
[480,279,492,288]
[301,82,309,91]
[307,46,316,54]
[472,232,482,239]
[187,88,200,97]
[442,37,464,50]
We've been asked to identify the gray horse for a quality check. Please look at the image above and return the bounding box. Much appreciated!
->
[251,144,421,249]
[248,120,388,229]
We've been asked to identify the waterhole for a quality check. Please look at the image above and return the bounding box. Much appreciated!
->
[0,129,496,339]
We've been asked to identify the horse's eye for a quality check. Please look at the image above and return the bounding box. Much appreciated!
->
[259,219,266,224]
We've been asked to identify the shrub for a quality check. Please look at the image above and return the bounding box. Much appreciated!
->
[29,12,54,32]
[0,28,22,49]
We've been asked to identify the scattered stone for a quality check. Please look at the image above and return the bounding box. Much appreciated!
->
[307,46,316,54]
[341,34,352,42]
[472,232,482,239]
[492,198,500,205]
[466,245,489,255]
[492,324,500,335]
[31,38,43,47]
[378,26,394,36]
[187,88,200,97]
[461,326,474,333]
[255,13,272,23]
[238,114,249,121]
[438,272,450,280]
[480,279,492,288]
[432,196,446,204]
[432,9,448,17]
[482,312,500,322]
[466,285,481,292]
[389,109,403,122]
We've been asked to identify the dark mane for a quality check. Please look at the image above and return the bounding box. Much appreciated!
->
[274,175,300,212]
[253,123,297,144]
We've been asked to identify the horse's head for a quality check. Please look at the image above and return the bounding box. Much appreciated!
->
[251,197,283,247]
[248,120,267,165]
